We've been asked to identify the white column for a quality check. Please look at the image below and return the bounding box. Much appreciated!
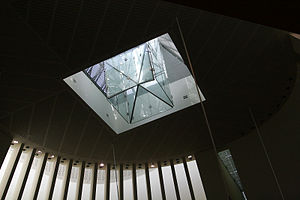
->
[0,143,21,198]
[6,147,33,199]
[37,156,58,199]
[22,152,47,200]
[52,159,70,199]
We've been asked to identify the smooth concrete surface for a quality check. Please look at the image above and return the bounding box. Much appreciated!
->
[195,150,228,200]
[229,66,300,199]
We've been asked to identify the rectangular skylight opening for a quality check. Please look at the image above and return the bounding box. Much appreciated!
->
[64,33,205,134]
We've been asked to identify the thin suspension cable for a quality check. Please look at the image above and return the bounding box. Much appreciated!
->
[249,108,285,200]
[176,17,230,197]
[112,143,120,200]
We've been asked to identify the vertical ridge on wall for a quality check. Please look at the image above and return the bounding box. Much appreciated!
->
[0,144,207,200]
[1,143,24,199]
[17,148,36,199]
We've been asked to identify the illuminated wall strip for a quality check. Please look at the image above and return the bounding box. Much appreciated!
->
[183,157,196,200]
[1,143,24,199]
[0,143,208,200]
[33,152,49,199]
[49,156,61,199]
[17,148,36,199]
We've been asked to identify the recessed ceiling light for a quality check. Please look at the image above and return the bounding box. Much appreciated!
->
[12,140,18,144]
[99,163,104,167]
[150,164,155,168]
[50,155,55,158]
[188,155,193,159]
[37,150,42,154]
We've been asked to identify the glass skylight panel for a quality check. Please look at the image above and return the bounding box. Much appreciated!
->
[64,33,205,134]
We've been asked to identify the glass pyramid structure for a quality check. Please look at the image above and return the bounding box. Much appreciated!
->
[84,38,173,123]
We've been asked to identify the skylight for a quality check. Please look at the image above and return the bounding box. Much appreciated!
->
[64,33,205,134]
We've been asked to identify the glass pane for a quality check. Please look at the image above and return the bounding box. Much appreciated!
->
[22,152,45,200]
[148,164,162,200]
[105,63,137,98]
[52,160,70,199]
[186,158,207,200]
[107,43,145,83]
[161,162,177,200]
[85,63,107,95]
[139,51,154,83]
[155,73,172,103]
[141,80,173,106]
[124,164,134,200]
[82,164,93,200]
[6,148,32,199]
[96,167,105,200]
[136,164,148,200]
[108,86,137,123]
[174,160,192,200]
[132,86,172,123]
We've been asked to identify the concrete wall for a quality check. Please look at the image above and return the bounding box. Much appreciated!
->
[229,65,300,199]
[0,130,12,168]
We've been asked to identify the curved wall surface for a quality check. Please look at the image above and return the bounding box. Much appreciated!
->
[0,143,207,200]
[228,65,300,199]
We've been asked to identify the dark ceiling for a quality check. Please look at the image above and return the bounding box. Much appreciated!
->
[0,0,297,163]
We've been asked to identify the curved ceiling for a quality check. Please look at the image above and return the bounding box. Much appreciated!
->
[0,0,297,163]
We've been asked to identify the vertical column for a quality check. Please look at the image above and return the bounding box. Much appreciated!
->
[1,143,24,199]
[52,159,70,199]
[145,163,152,200]
[123,164,134,200]
[182,157,195,200]
[119,164,124,200]
[33,153,49,199]
[92,163,97,200]
[132,164,137,200]
[63,159,73,200]
[22,152,47,199]
[48,156,61,199]
[78,161,85,200]
[157,162,166,200]
[194,150,228,199]
[185,155,207,200]
[0,142,21,196]
[17,148,36,199]
[148,163,163,200]
[170,160,181,200]
[105,163,111,200]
